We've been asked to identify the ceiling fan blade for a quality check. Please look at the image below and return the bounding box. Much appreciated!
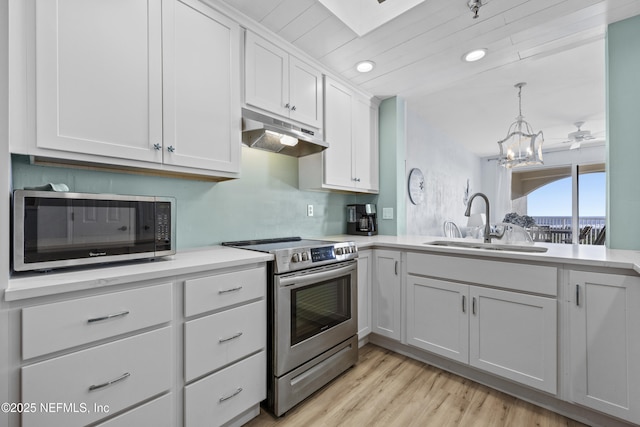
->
[570,141,581,150]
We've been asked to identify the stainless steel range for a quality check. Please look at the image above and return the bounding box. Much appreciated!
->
[222,237,358,416]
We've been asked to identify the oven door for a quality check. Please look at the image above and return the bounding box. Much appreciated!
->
[274,260,357,376]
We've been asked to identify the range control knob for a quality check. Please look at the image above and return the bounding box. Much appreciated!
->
[335,247,344,255]
[301,252,309,261]
[291,253,300,263]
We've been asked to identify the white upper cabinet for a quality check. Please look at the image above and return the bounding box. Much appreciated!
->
[162,0,240,173]
[15,0,241,179]
[35,0,163,163]
[298,77,379,194]
[244,31,322,129]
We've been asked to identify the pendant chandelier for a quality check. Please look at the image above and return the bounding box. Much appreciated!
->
[497,82,544,168]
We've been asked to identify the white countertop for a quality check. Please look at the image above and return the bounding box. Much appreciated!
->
[7,235,640,302]
[322,234,640,275]
[5,246,273,302]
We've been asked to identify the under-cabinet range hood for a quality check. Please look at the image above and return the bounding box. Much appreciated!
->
[241,108,328,157]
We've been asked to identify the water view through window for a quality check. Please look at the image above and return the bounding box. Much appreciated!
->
[526,170,605,244]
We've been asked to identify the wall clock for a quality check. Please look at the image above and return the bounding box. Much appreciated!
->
[408,168,425,205]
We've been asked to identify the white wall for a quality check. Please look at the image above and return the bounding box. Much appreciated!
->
[1,0,10,423]
[405,107,482,236]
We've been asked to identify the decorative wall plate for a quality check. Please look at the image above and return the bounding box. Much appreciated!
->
[408,168,425,205]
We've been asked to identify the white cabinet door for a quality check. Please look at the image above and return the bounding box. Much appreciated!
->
[323,78,354,188]
[372,250,401,340]
[244,32,289,119]
[569,271,640,424]
[357,250,372,339]
[35,0,163,163]
[288,56,322,128]
[469,286,557,394]
[353,97,379,192]
[299,76,378,194]
[406,276,469,364]
[245,32,322,129]
[162,0,240,173]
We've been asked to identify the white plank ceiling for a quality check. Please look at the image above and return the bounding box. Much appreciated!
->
[221,0,640,157]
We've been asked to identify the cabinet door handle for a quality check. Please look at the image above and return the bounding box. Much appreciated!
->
[153,143,162,151]
[462,295,466,313]
[89,372,130,392]
[219,387,243,402]
[87,310,130,324]
[290,105,296,111]
[218,286,243,294]
[284,103,290,109]
[218,332,243,343]
[394,260,398,275]
[167,145,175,153]
[472,297,477,315]
[576,284,580,307]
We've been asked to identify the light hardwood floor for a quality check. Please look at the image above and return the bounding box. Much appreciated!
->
[245,344,587,427]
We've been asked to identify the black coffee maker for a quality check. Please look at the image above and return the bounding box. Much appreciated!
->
[347,204,378,236]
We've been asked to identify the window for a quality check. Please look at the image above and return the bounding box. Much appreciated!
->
[511,164,605,244]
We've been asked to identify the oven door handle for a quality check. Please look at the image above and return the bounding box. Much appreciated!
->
[278,262,356,288]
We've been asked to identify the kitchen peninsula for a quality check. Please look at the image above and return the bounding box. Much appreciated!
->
[4,237,640,426]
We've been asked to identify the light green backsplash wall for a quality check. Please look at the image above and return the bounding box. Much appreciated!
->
[607,15,640,250]
[12,148,370,249]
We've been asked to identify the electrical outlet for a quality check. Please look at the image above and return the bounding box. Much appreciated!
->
[307,204,314,217]
[382,208,394,220]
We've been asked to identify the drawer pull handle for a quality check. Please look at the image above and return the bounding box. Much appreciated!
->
[219,332,243,343]
[218,286,243,295]
[87,310,130,324]
[88,372,130,392]
[219,387,243,402]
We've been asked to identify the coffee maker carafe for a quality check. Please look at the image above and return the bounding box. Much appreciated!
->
[347,204,378,236]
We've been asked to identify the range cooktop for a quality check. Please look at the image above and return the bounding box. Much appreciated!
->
[222,237,358,273]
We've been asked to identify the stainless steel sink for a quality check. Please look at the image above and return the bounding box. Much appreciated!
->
[424,240,548,253]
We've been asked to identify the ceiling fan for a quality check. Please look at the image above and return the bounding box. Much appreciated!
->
[562,121,601,149]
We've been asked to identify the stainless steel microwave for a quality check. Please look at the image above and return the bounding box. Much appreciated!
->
[12,190,175,272]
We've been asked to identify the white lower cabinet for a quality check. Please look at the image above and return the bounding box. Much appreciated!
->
[569,270,640,424]
[183,265,267,426]
[406,275,557,394]
[372,250,402,340]
[469,286,556,394]
[405,252,557,394]
[406,276,469,364]
[185,351,266,427]
[95,393,173,427]
[184,300,266,382]
[21,327,172,427]
[357,249,372,340]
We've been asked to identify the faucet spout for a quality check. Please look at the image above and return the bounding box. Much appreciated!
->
[464,192,493,244]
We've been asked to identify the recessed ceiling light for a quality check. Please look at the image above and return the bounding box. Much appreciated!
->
[462,48,487,62]
[356,60,375,73]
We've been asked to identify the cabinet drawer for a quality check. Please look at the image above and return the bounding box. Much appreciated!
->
[406,253,557,296]
[22,283,173,359]
[22,327,172,427]
[184,266,266,317]
[185,351,266,427]
[185,300,266,382]
[96,393,173,427]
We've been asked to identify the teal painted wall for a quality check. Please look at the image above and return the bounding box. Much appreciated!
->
[606,15,640,250]
[378,97,406,235]
[12,148,364,248]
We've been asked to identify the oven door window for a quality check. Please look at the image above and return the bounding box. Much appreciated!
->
[290,276,351,346]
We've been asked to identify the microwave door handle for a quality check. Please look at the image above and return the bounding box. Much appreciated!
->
[278,263,356,288]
